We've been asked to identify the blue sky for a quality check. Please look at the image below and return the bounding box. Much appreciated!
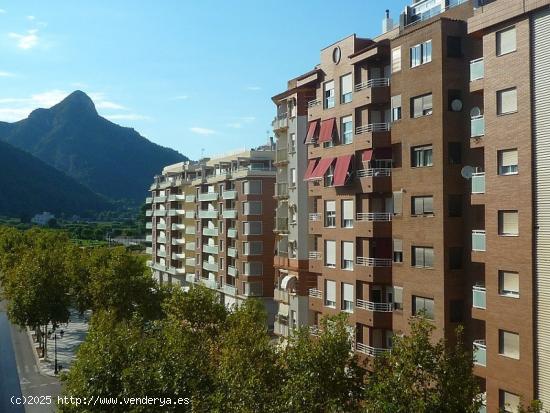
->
[0,0,409,160]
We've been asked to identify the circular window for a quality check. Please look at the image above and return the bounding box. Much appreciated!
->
[332,47,341,64]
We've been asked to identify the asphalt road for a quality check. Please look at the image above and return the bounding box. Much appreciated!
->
[0,301,61,412]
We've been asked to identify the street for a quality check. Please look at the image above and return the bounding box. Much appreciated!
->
[0,300,61,413]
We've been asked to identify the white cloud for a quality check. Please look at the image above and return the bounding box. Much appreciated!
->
[172,95,189,100]
[95,100,126,110]
[0,9,6,14]
[0,71,15,77]
[226,116,255,129]
[245,86,261,91]
[8,29,39,50]
[190,127,216,136]
[105,113,151,121]
[27,15,36,20]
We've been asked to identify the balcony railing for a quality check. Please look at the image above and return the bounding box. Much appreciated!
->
[473,286,486,309]
[470,58,484,81]
[356,343,390,357]
[356,168,391,178]
[355,123,390,135]
[472,172,485,194]
[471,116,485,137]
[145,247,152,254]
[472,230,486,252]
[146,222,152,229]
[356,299,393,312]
[172,223,185,230]
[275,148,288,163]
[168,194,185,202]
[222,209,237,219]
[202,244,219,254]
[156,222,166,230]
[275,183,289,198]
[185,210,196,219]
[227,265,238,277]
[354,77,390,91]
[223,283,237,296]
[171,238,185,246]
[222,190,237,200]
[185,273,197,284]
[227,247,237,258]
[309,213,322,221]
[199,277,220,290]
[356,257,392,267]
[272,115,289,130]
[185,258,196,267]
[202,227,219,237]
[146,235,152,242]
[198,210,218,219]
[185,242,196,251]
[473,340,487,366]
[185,194,196,203]
[227,228,237,238]
[146,210,153,217]
[145,197,153,204]
[309,251,322,260]
[153,209,167,217]
[307,98,321,108]
[154,196,167,203]
[157,250,166,258]
[185,226,196,235]
[157,236,167,244]
[356,212,392,222]
[202,261,218,273]
[308,288,322,299]
[172,253,185,260]
[198,192,219,202]
[275,217,289,232]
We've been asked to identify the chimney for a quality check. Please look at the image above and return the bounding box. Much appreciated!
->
[382,9,394,33]
[269,136,275,150]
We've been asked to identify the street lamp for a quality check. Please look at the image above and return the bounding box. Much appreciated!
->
[47,328,65,374]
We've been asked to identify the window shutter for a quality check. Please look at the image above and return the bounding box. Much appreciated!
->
[424,196,433,213]
[391,94,401,109]
[343,283,354,302]
[413,97,423,117]
[413,247,424,266]
[502,331,520,358]
[326,280,336,302]
[325,240,336,266]
[502,211,519,234]
[503,392,520,412]
[341,74,352,95]
[326,200,336,213]
[393,239,403,252]
[343,200,354,221]
[393,191,403,214]
[343,241,354,261]
[498,27,516,55]
[501,149,518,166]
[392,47,401,72]
[423,94,433,112]
[414,197,423,214]
[424,248,434,267]
[499,88,517,113]
[502,271,519,292]
[393,286,403,305]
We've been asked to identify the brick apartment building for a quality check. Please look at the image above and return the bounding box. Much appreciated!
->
[270,0,550,411]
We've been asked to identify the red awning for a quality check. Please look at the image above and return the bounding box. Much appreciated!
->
[362,149,373,162]
[374,147,393,159]
[304,120,319,144]
[309,157,335,180]
[318,118,336,143]
[333,155,353,187]
[303,159,318,180]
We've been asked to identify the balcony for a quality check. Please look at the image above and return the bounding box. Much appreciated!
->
[356,212,392,222]
[203,261,218,272]
[145,197,153,204]
[185,258,196,267]
[356,257,392,267]
[157,250,166,258]
[146,235,152,242]
[355,77,390,91]
[185,242,196,251]
[185,210,196,219]
[473,340,486,367]
[199,277,220,290]
[223,283,237,296]
[274,287,290,303]
[146,222,152,229]
[309,213,322,221]
[222,209,237,219]
[471,116,485,138]
[356,299,393,312]
[309,251,322,272]
[157,222,167,230]
[145,247,152,254]
[202,227,219,237]
[157,236,167,244]
[153,209,167,217]
[171,238,185,246]
[154,196,167,203]
[168,194,185,202]
[185,194,196,203]
[222,190,237,200]
[355,257,392,283]
[227,228,237,238]
[307,98,321,108]
[472,286,486,309]
[308,288,322,299]
[227,247,237,258]
[472,230,486,252]
[275,148,288,164]
[227,265,238,277]
[168,209,185,217]
[185,273,197,284]
[232,166,276,179]
[356,123,390,135]
[202,244,219,254]
[198,192,219,202]
[355,342,390,357]
[470,58,484,82]
[172,253,185,260]
[172,223,185,231]
[275,217,289,234]
[185,226,196,235]
[272,113,288,131]
[198,210,218,219]
[275,183,289,199]
[471,172,485,194]
[146,210,153,217]
[354,78,390,106]
[274,320,289,337]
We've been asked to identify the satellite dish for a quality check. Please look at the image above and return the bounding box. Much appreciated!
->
[470,106,481,118]
[461,166,475,179]
[451,99,463,112]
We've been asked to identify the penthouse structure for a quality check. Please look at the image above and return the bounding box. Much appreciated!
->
[271,0,550,410]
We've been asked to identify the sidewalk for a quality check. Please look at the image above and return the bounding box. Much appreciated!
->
[29,309,91,377]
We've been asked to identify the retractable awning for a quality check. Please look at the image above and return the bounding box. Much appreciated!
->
[303,159,318,180]
[304,120,319,144]
[309,157,335,180]
[318,118,336,143]
[333,155,353,187]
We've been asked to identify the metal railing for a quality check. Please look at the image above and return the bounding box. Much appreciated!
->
[202,244,219,254]
[309,213,322,221]
[356,299,394,312]
[472,286,486,309]
[202,227,219,237]
[227,265,238,277]
[308,288,322,299]
[222,209,237,219]
[472,172,485,194]
[356,212,392,222]
[356,342,390,357]
[202,261,218,273]
[307,98,321,108]
[472,230,486,252]
[227,228,237,238]
[198,192,219,202]
[354,78,390,91]
[473,340,487,366]
[309,251,322,260]
[222,190,237,200]
[355,123,390,135]
[198,210,218,219]
[223,283,237,296]
[227,247,237,258]
[470,58,484,81]
[356,257,392,267]
[356,168,391,178]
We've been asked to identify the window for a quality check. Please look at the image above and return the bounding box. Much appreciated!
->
[412,246,434,268]
[325,240,336,268]
[342,283,354,312]
[342,241,354,270]
[243,201,262,215]
[498,149,518,175]
[497,88,517,115]
[411,94,433,118]
[413,296,434,319]
[340,74,352,104]
[412,196,433,215]
[219,257,224,270]
[449,247,463,270]
[243,281,263,296]
[497,26,517,56]
[410,40,432,68]
[448,194,463,218]
[392,46,401,72]
[290,168,297,187]
[325,164,335,187]
[242,241,263,255]
[499,270,519,298]
[393,286,403,310]
[448,142,462,165]
[325,279,336,307]
[450,300,464,322]
[412,145,433,167]
[391,95,402,122]
[219,239,224,252]
[243,261,263,276]
[500,390,521,413]
[499,210,519,236]
[499,330,520,359]
[447,36,462,58]
[393,191,403,215]
[243,180,262,195]
[393,239,403,263]
[341,116,353,144]
[325,201,336,227]
[243,221,262,235]
[324,80,335,109]
[289,133,296,152]
[342,200,354,228]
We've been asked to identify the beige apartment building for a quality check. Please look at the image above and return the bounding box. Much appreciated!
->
[270,0,550,411]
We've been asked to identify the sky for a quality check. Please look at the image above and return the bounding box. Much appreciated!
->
[0,0,410,160]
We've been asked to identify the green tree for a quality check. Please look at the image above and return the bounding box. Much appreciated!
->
[364,316,481,413]
[280,314,365,413]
